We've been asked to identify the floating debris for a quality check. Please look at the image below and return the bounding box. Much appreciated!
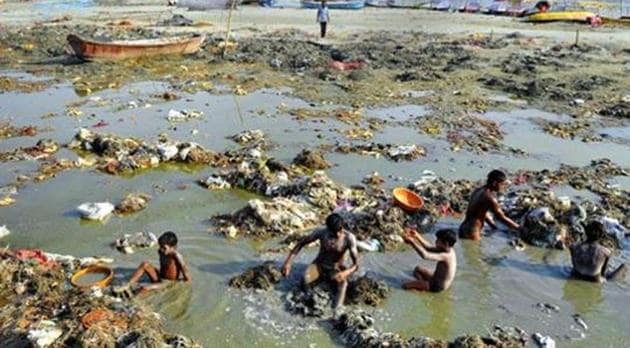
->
[228,261,282,290]
[115,193,151,215]
[292,149,331,170]
[230,129,266,145]
[77,202,115,221]
[166,109,203,122]
[113,231,158,254]
[334,142,426,161]
[0,225,10,239]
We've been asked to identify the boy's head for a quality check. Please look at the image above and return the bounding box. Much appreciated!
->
[435,229,457,250]
[321,0,327,5]
[158,231,178,254]
[486,169,508,192]
[585,221,606,243]
[326,213,345,235]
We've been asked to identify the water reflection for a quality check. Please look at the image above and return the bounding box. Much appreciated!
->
[562,279,603,315]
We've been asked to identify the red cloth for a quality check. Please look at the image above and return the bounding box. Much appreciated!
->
[14,249,56,266]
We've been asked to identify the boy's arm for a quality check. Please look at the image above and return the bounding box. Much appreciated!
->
[175,253,192,282]
[282,229,321,276]
[405,236,448,262]
[490,197,520,230]
[407,228,442,253]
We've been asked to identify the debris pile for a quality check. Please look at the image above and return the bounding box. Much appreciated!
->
[115,193,151,215]
[0,250,199,347]
[69,128,226,175]
[166,109,203,122]
[334,310,527,348]
[0,139,59,162]
[230,129,266,145]
[334,143,426,161]
[0,123,38,139]
[228,261,282,290]
[113,232,158,254]
[292,149,331,170]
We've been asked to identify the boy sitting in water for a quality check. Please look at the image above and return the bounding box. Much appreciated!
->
[126,231,192,291]
[570,221,626,283]
[402,228,457,292]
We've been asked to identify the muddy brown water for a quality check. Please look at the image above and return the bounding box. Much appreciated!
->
[0,72,629,347]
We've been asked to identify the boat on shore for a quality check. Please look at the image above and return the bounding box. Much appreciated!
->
[366,0,389,7]
[526,11,596,23]
[430,0,451,11]
[387,0,427,8]
[259,0,302,7]
[176,0,238,10]
[67,34,206,60]
[458,0,480,12]
[302,0,365,9]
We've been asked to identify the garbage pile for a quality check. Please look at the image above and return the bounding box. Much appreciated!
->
[113,231,158,254]
[0,123,38,140]
[228,261,282,290]
[115,193,151,215]
[0,139,59,162]
[334,143,426,162]
[230,129,266,145]
[0,250,199,347]
[333,310,527,348]
[293,149,331,170]
[69,128,227,175]
[285,275,390,318]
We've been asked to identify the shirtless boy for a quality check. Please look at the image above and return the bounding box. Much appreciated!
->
[402,228,457,292]
[459,170,520,240]
[571,221,627,283]
[128,231,192,291]
[282,213,360,313]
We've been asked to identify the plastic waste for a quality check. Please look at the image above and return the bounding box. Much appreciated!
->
[157,143,178,161]
[114,231,158,254]
[77,202,115,221]
[533,333,556,348]
[413,170,438,188]
[356,239,381,252]
[0,225,10,239]
[167,109,203,122]
[27,320,62,347]
[202,175,231,190]
[600,216,628,249]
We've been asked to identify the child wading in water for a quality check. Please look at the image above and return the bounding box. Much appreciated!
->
[402,228,457,292]
[126,231,192,292]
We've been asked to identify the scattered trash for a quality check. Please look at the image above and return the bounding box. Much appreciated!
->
[27,320,62,348]
[334,142,426,162]
[0,225,10,239]
[77,202,115,221]
[356,239,381,252]
[533,333,556,348]
[113,231,158,254]
[199,174,231,190]
[573,314,588,330]
[230,129,266,145]
[293,149,331,170]
[167,109,203,122]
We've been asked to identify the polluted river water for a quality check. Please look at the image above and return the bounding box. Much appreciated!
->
[0,74,629,347]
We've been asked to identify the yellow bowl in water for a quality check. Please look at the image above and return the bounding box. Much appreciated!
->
[71,265,113,289]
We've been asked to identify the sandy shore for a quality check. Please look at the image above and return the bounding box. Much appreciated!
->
[1,3,630,47]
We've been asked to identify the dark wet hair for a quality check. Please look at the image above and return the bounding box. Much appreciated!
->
[158,231,178,247]
[585,221,606,242]
[487,170,507,185]
[326,213,345,233]
[436,229,457,247]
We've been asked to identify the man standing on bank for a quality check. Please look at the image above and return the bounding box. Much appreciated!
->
[317,0,330,39]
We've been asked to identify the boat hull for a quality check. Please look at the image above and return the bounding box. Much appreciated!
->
[302,0,365,9]
[67,35,206,60]
[526,11,596,23]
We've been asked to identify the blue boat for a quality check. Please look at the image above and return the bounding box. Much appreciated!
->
[302,0,366,9]
[366,0,389,7]
[259,0,302,7]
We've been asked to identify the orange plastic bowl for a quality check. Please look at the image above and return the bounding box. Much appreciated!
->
[393,187,424,213]
[71,265,113,289]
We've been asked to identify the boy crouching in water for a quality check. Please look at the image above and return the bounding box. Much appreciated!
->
[127,231,192,291]
[402,228,457,292]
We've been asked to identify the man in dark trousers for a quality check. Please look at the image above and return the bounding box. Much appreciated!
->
[317,0,330,38]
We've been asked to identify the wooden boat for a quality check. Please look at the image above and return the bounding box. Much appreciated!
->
[601,17,630,27]
[458,0,480,12]
[302,0,365,9]
[387,0,427,8]
[177,0,238,9]
[366,0,389,7]
[526,11,596,23]
[430,0,451,11]
[67,34,206,60]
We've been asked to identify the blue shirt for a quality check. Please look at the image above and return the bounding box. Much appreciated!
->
[317,5,330,23]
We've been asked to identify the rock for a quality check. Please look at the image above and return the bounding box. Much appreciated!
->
[292,149,331,170]
[229,261,282,290]
[77,202,115,221]
[115,193,151,215]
